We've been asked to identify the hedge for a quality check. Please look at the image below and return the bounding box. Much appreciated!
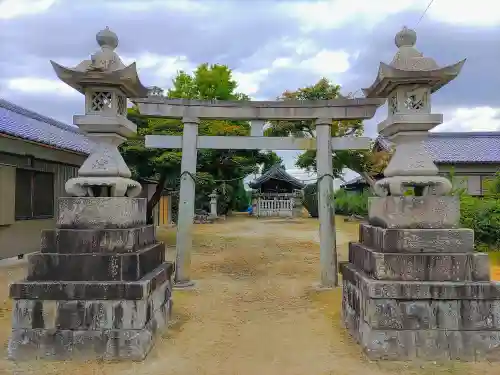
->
[302,183,318,218]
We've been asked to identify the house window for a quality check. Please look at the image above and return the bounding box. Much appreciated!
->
[15,169,54,220]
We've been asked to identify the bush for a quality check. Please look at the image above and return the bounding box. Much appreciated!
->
[302,183,318,218]
[334,188,370,216]
[460,195,500,250]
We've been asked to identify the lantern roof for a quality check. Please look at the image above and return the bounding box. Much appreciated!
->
[50,27,149,98]
[363,26,465,98]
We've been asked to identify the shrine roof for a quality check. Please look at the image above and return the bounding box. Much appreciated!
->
[0,98,92,154]
[248,164,305,189]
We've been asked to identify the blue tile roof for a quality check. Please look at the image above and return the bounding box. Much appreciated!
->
[0,99,92,154]
[375,132,500,164]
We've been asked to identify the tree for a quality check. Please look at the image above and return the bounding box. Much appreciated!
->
[266,77,389,190]
[121,64,280,222]
[260,152,283,174]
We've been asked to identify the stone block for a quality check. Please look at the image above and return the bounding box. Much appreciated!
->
[354,323,500,361]
[84,301,114,329]
[41,226,156,254]
[460,301,500,330]
[359,224,474,253]
[368,196,460,229]
[56,301,86,329]
[341,262,500,300]
[8,327,155,361]
[342,278,500,361]
[8,278,173,361]
[11,279,172,331]
[57,197,147,229]
[10,262,173,300]
[348,242,489,281]
[27,242,165,282]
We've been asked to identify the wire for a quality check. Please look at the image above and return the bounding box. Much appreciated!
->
[416,0,435,26]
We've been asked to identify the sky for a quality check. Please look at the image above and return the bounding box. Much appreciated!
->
[1,0,499,185]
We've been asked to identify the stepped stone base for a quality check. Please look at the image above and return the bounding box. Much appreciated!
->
[8,197,174,361]
[8,276,172,360]
[342,264,500,361]
[341,217,500,361]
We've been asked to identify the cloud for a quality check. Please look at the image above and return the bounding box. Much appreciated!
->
[437,107,500,132]
[298,49,351,79]
[284,0,421,32]
[0,0,56,19]
[5,77,79,96]
[104,0,209,13]
[284,0,500,32]
[1,0,500,181]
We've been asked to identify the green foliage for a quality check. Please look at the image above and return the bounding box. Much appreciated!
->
[302,183,318,218]
[121,64,281,222]
[334,188,370,216]
[460,195,500,250]
[232,180,251,212]
[446,167,468,197]
[261,154,284,174]
[266,78,387,184]
[482,171,500,198]
[458,171,500,250]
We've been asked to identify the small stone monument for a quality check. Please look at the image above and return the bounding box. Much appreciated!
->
[8,28,174,361]
[209,191,218,219]
[341,27,500,360]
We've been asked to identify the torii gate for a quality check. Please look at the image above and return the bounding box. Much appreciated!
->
[134,98,384,289]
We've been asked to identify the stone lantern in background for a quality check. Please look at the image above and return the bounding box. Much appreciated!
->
[51,26,148,198]
[8,28,173,361]
[340,27,500,361]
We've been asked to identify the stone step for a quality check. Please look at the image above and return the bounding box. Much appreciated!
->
[11,278,171,331]
[348,242,489,282]
[343,303,500,361]
[9,262,173,301]
[340,262,500,300]
[8,296,171,361]
[26,243,165,282]
[41,226,156,254]
[359,223,474,253]
[343,275,500,331]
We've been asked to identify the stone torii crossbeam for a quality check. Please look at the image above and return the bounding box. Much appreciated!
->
[135,98,384,288]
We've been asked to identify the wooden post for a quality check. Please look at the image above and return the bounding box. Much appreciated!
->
[316,118,337,288]
[174,117,199,287]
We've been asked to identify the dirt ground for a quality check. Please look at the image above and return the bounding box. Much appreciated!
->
[0,216,499,375]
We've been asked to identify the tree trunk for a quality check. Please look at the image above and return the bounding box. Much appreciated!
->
[146,173,168,225]
[358,171,377,194]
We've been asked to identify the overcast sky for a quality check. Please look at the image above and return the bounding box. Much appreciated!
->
[1,0,499,183]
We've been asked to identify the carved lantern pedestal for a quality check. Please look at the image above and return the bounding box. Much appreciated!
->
[8,28,174,361]
[341,27,500,361]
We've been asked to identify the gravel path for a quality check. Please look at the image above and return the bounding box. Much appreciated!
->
[0,217,497,375]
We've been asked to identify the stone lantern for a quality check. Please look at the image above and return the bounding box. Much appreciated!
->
[8,28,173,361]
[50,26,149,198]
[363,26,465,203]
[341,27,500,361]
[209,190,218,218]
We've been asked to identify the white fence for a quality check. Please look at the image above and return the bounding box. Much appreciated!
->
[256,198,294,217]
